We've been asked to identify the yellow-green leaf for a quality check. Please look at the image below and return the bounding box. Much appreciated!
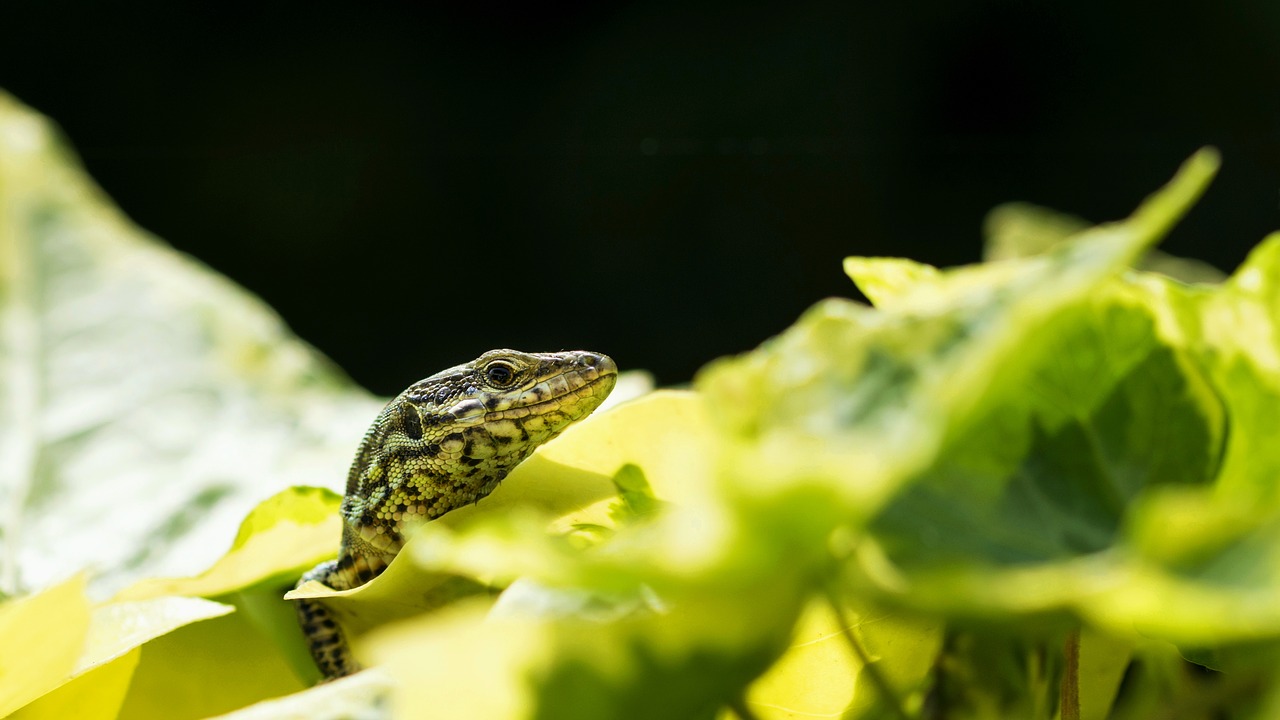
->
[0,575,91,717]
[118,486,341,602]
[11,594,233,717]
[115,609,307,720]
[842,256,941,307]
[12,650,140,720]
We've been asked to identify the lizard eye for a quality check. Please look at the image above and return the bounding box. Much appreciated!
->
[484,361,516,387]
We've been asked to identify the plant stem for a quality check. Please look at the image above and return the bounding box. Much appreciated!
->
[1061,628,1081,720]
[824,587,912,720]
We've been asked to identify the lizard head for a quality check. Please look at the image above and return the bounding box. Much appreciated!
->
[408,348,617,443]
[343,349,618,531]
[404,348,618,478]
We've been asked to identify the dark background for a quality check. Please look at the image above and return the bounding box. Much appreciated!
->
[6,3,1279,393]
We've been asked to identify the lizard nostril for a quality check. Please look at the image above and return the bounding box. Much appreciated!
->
[576,352,617,374]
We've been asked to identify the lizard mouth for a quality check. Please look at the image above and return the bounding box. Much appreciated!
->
[441,353,618,429]
[484,368,618,422]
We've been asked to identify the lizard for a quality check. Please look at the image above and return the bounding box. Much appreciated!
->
[294,348,617,678]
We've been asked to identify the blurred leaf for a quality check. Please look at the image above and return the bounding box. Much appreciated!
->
[723,595,942,720]
[701,149,1219,539]
[1068,233,1280,643]
[360,389,805,719]
[1146,234,1280,504]
[607,464,668,526]
[839,227,1280,653]
[600,369,657,411]
[367,577,801,720]
[983,202,1091,260]
[79,596,233,674]
[840,228,1280,715]
[867,284,1224,588]
[984,201,1227,284]
[0,574,91,717]
[842,257,941,307]
[0,91,383,597]
[1077,630,1132,720]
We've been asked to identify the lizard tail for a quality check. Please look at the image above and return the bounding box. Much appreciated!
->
[295,559,363,680]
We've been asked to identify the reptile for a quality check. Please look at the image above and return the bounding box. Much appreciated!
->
[295,348,617,678]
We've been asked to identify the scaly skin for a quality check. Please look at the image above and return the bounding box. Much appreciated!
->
[295,349,617,678]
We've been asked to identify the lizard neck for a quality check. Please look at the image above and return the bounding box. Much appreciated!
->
[332,349,617,587]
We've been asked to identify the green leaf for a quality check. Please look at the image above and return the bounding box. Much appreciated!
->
[700,149,1219,539]
[868,285,1224,580]
[1077,630,1133,720]
[0,91,384,597]
[1063,233,1280,643]
[607,464,668,526]
[835,222,1280,713]
[984,201,1227,283]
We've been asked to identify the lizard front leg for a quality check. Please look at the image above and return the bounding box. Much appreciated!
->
[295,559,362,679]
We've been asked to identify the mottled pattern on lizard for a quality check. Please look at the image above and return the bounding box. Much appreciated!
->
[295,349,617,678]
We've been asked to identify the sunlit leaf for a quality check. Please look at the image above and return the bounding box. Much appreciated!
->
[0,91,383,598]
[0,574,91,717]
[115,608,307,720]
[12,650,140,720]
[367,573,802,720]
[112,485,343,686]
[14,595,231,719]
